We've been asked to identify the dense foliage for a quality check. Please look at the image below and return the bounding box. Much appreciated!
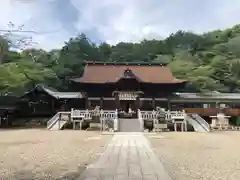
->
[1,25,240,94]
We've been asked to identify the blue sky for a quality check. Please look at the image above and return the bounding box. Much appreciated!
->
[1,0,240,50]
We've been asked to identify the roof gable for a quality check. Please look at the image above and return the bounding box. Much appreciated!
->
[72,62,186,84]
[117,68,142,82]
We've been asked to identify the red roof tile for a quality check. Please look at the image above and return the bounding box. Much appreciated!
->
[73,62,186,84]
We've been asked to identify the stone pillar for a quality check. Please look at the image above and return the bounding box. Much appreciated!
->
[114,109,118,132]
[173,121,177,132]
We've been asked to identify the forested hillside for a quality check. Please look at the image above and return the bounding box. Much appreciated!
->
[1,24,240,94]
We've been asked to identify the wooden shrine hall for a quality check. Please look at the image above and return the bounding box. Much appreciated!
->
[70,61,187,114]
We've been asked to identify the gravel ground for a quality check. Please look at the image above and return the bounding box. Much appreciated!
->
[0,129,112,180]
[147,132,240,180]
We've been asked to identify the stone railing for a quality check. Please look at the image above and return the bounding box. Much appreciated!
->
[71,109,92,120]
[70,108,118,131]
[165,110,185,121]
[100,109,117,119]
[140,110,158,120]
[100,109,118,131]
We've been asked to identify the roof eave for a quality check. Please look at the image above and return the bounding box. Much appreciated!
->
[70,80,187,84]
[84,61,168,66]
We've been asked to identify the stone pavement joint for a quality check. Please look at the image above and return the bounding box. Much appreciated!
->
[78,132,172,180]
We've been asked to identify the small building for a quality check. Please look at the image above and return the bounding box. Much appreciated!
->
[17,84,85,117]
[0,96,18,126]
[172,92,240,117]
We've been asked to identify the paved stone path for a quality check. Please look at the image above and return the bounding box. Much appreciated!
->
[78,133,172,180]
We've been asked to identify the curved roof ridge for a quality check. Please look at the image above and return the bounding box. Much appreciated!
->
[71,63,187,84]
[115,68,143,82]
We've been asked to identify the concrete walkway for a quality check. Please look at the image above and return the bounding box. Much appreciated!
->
[78,132,172,180]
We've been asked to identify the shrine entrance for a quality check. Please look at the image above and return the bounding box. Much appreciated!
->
[114,91,142,111]
[113,91,142,119]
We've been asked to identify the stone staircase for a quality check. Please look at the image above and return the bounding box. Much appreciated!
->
[188,113,210,132]
[50,120,67,130]
[47,112,69,130]
[186,114,210,132]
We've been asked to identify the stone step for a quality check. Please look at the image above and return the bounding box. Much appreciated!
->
[118,118,142,132]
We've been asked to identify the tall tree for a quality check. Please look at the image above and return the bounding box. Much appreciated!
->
[0,36,9,64]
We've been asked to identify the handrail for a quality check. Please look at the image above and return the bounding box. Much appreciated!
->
[188,113,210,132]
[192,114,210,130]
[166,110,185,120]
[47,111,71,129]
[47,112,60,129]
[185,115,205,132]
[71,109,92,120]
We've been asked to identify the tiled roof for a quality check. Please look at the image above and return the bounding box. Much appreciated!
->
[175,92,240,100]
[24,85,85,99]
[72,62,186,84]
[42,87,84,99]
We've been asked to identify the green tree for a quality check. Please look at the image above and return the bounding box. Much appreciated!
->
[0,36,9,64]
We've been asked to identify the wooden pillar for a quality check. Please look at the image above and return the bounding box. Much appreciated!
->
[135,96,140,110]
[85,96,89,109]
[152,97,155,110]
[100,97,104,109]
[64,100,67,111]
[115,95,120,110]
[59,113,61,130]
[52,100,54,112]
[167,99,171,110]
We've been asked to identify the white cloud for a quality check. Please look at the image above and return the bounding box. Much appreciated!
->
[71,0,240,44]
[1,0,240,50]
[0,0,69,50]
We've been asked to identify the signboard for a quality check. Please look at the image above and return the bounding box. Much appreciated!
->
[118,92,139,100]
